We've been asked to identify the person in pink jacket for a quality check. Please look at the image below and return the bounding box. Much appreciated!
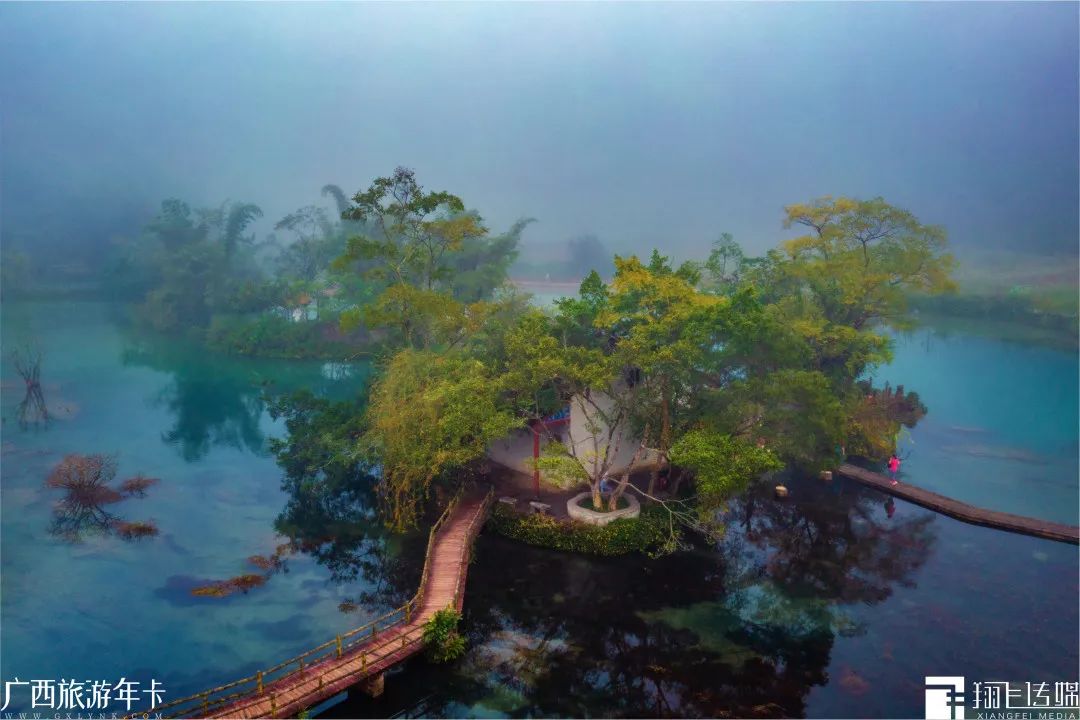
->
[887,454,901,485]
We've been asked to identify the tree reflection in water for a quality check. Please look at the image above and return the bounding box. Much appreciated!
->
[46,453,161,543]
[267,391,428,612]
[321,473,937,719]
[273,467,427,611]
[121,341,266,461]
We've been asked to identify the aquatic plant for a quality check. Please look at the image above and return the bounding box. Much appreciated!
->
[119,474,160,497]
[114,520,160,541]
[46,454,124,505]
[12,343,49,427]
[190,574,267,597]
[44,455,163,543]
[196,541,294,598]
[248,541,295,571]
[247,554,279,571]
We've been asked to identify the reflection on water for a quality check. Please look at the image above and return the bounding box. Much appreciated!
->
[878,327,1079,524]
[2,302,1076,719]
[0,302,396,713]
[273,464,427,612]
[326,474,1076,719]
[45,453,161,543]
[121,340,268,461]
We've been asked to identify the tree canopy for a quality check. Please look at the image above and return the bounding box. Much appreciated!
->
[345,194,954,534]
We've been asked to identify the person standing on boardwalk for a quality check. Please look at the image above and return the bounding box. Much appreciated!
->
[887,454,901,485]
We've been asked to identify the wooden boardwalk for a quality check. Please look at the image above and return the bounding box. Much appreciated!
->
[140,487,494,719]
[836,463,1079,545]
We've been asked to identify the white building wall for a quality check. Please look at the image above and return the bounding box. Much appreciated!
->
[487,428,536,475]
[486,389,657,480]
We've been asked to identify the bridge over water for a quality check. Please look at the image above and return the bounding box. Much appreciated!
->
[137,486,494,719]
[134,462,1077,718]
[836,463,1078,545]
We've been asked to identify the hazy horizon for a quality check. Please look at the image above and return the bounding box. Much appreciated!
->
[2,2,1077,269]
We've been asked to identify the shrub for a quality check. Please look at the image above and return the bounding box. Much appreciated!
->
[488,503,676,557]
[422,608,466,663]
[206,313,353,359]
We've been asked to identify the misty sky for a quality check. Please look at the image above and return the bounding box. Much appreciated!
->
[2,2,1077,264]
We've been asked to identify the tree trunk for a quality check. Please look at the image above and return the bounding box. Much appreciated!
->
[668,467,686,498]
[609,431,649,511]
[591,483,603,511]
[648,389,671,496]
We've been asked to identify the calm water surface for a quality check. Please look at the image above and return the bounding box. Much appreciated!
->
[0,301,406,712]
[1,302,1076,718]
[878,326,1078,525]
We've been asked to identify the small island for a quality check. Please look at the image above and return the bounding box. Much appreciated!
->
[2,3,1077,718]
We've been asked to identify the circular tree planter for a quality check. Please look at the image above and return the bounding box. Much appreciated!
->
[566,491,640,526]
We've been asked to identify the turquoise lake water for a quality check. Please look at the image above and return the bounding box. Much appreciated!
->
[0,302,398,712]
[1,301,1076,718]
[876,327,1078,525]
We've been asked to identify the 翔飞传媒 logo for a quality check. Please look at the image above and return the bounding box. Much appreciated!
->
[926,676,1080,720]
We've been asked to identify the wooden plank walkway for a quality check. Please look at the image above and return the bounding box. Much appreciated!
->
[140,487,493,719]
[835,463,1079,545]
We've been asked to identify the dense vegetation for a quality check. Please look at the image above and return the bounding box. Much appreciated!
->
[489,503,675,556]
[89,171,527,358]
[4,165,960,544]
[262,178,956,545]
[422,608,467,663]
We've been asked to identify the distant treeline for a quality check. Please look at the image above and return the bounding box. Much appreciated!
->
[909,289,1078,343]
[1,172,533,360]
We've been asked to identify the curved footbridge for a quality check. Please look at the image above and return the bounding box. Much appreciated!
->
[836,464,1078,545]
[141,486,494,719]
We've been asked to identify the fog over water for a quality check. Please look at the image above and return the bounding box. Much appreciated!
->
[2,2,1077,266]
[1,5,1078,718]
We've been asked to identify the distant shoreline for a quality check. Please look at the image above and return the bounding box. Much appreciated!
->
[511,278,583,291]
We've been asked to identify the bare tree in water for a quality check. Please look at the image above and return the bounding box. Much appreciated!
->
[46,454,123,541]
[12,343,48,427]
[45,454,161,542]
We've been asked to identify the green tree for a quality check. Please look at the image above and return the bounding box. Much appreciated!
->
[423,608,467,662]
[337,167,485,292]
[779,196,956,332]
[222,202,263,262]
[703,232,745,294]
[598,253,725,496]
[498,308,648,511]
[668,429,782,523]
[274,206,340,282]
[362,349,522,530]
[334,168,522,348]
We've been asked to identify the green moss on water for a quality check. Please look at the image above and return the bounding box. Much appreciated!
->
[638,602,763,669]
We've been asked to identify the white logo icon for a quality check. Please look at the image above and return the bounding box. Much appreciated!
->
[926,676,966,720]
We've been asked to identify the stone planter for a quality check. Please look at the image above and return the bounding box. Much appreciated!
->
[566,491,640,526]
